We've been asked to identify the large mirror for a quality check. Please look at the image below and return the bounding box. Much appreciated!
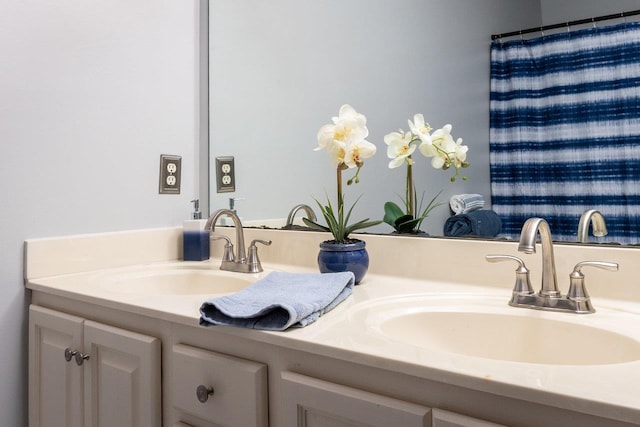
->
[208,0,640,245]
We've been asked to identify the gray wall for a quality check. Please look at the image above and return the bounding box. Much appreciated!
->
[0,1,201,424]
[541,0,640,24]
[209,0,542,233]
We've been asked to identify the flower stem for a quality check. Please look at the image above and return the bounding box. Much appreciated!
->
[337,165,343,209]
[406,159,415,218]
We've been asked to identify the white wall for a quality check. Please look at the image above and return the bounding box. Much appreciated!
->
[0,1,201,424]
[209,0,542,234]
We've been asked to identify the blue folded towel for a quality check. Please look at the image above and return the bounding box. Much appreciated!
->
[449,194,485,215]
[199,271,355,331]
[443,209,502,238]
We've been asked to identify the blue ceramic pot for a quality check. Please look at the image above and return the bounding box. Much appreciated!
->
[317,239,369,285]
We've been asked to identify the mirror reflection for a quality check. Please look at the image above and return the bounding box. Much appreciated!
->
[208,0,640,245]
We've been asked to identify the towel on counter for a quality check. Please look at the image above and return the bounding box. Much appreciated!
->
[199,271,355,331]
[444,209,502,238]
[449,194,485,215]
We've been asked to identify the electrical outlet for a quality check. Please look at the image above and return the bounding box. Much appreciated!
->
[159,154,181,194]
[215,156,235,193]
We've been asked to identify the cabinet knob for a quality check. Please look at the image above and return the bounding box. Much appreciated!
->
[196,385,214,403]
[64,348,78,362]
[75,352,90,366]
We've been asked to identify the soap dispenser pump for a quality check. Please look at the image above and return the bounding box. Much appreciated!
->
[183,199,210,261]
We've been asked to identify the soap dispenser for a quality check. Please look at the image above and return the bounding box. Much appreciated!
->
[183,199,210,261]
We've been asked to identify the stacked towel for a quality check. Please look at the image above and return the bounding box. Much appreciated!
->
[449,194,485,215]
[199,271,354,331]
[443,210,502,238]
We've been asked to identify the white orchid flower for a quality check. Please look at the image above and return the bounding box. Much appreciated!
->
[430,152,447,169]
[316,123,338,151]
[327,140,347,167]
[418,136,437,159]
[344,139,377,169]
[452,137,468,164]
[316,104,369,152]
[334,104,368,133]
[419,124,453,169]
[408,113,432,144]
[384,130,416,168]
[430,124,454,148]
[433,125,467,164]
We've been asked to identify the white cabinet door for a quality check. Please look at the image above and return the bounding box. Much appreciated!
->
[83,320,161,427]
[281,371,431,427]
[432,409,508,427]
[29,305,84,427]
[28,305,161,427]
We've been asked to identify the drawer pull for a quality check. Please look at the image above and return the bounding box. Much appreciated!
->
[196,385,214,403]
[75,352,90,366]
[64,348,78,362]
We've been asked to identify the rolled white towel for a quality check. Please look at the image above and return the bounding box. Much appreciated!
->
[450,194,485,215]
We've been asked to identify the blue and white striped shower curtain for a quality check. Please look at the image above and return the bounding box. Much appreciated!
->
[490,22,640,244]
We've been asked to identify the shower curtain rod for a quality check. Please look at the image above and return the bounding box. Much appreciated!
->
[491,9,640,40]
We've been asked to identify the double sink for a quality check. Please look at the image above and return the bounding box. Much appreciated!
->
[90,263,640,367]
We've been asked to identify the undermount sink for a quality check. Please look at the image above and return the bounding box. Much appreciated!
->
[91,265,259,295]
[349,295,640,366]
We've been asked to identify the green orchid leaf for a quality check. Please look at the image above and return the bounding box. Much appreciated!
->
[394,214,415,226]
[345,218,382,235]
[395,215,421,233]
[383,201,405,226]
[302,217,330,232]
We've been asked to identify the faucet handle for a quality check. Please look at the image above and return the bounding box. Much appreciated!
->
[486,255,534,296]
[568,261,618,312]
[247,239,272,273]
[210,234,235,262]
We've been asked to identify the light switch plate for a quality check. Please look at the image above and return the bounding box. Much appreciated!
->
[215,156,235,193]
[159,154,181,194]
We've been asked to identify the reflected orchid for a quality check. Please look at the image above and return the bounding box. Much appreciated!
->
[384,130,416,168]
[383,116,470,234]
[408,114,433,144]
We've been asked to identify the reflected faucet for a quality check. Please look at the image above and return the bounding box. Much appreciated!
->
[517,217,560,298]
[205,209,271,273]
[577,209,608,243]
[285,204,317,227]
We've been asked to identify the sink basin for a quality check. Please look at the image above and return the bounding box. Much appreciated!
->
[349,295,640,365]
[91,265,258,295]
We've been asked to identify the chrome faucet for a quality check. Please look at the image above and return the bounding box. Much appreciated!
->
[577,209,608,243]
[518,217,560,298]
[205,209,271,273]
[285,204,317,227]
[487,217,618,313]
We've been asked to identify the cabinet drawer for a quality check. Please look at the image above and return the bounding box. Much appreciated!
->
[171,343,268,427]
[281,371,431,427]
[432,409,508,427]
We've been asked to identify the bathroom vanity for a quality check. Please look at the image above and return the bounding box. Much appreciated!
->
[25,227,640,427]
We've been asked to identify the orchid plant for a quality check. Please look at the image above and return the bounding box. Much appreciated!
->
[383,114,469,234]
[303,104,381,243]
